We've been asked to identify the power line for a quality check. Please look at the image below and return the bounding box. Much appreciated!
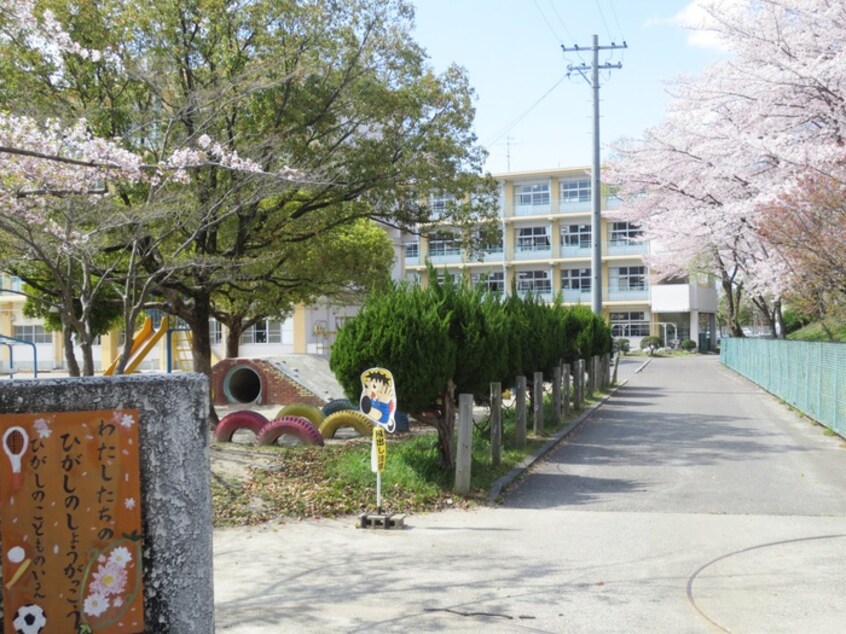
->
[546,0,585,63]
[484,73,569,147]
[607,0,627,44]
[594,0,615,43]
[532,0,562,45]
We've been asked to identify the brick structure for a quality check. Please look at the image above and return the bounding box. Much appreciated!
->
[212,358,325,407]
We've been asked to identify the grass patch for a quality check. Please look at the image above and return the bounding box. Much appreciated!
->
[212,391,606,527]
[787,320,846,343]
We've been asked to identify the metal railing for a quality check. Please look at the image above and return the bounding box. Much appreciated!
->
[721,338,845,437]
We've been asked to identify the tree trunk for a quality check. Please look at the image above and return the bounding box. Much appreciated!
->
[62,325,80,377]
[434,380,457,469]
[773,298,786,339]
[225,323,243,358]
[186,293,219,427]
[80,340,95,376]
[721,276,745,337]
[752,296,777,339]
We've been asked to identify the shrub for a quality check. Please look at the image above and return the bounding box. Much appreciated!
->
[614,337,630,355]
[679,339,697,351]
[640,336,662,356]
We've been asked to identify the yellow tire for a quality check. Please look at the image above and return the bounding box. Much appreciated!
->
[275,403,325,428]
[318,410,375,439]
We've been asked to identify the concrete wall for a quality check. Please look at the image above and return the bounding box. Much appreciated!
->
[0,374,214,633]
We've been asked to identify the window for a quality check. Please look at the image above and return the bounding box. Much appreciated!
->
[476,229,503,254]
[610,312,650,337]
[516,226,550,251]
[561,224,591,247]
[240,320,288,344]
[517,270,551,294]
[428,232,461,257]
[430,193,452,216]
[210,319,222,344]
[1,276,23,294]
[514,182,550,207]
[404,241,419,259]
[560,179,591,203]
[13,324,52,344]
[610,222,642,245]
[472,270,505,293]
[610,266,646,291]
[562,268,591,291]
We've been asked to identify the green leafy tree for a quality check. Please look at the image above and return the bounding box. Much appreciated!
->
[213,218,394,357]
[0,1,498,398]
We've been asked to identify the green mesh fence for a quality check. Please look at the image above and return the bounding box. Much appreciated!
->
[721,338,846,437]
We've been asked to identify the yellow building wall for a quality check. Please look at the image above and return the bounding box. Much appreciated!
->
[293,304,308,354]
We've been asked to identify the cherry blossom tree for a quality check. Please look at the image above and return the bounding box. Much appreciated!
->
[608,0,846,336]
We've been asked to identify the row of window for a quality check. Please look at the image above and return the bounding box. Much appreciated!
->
[514,179,592,206]
[431,267,647,294]
[7,320,291,346]
[408,222,641,258]
[430,179,601,214]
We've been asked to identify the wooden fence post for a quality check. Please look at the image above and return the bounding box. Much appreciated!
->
[533,371,544,435]
[552,364,562,425]
[515,376,527,449]
[490,382,502,467]
[454,393,473,494]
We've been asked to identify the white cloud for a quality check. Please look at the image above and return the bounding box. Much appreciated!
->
[647,1,732,52]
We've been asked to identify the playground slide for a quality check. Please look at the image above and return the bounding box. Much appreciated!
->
[103,316,169,376]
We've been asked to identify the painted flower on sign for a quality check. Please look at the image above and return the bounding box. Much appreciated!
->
[83,593,108,618]
[81,541,137,620]
[32,418,52,438]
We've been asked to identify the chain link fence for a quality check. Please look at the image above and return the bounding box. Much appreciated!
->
[721,338,845,437]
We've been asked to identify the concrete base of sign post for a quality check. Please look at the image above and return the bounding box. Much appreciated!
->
[358,512,407,530]
[0,374,213,633]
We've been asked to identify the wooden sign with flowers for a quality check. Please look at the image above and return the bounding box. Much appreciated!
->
[1,410,144,634]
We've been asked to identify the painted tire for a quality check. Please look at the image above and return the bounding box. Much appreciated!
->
[318,410,375,439]
[394,410,410,433]
[274,403,326,427]
[214,410,270,443]
[321,398,357,416]
[257,416,325,447]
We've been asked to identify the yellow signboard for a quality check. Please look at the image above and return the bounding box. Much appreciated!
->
[371,427,387,473]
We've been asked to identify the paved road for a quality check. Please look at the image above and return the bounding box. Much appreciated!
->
[214,356,846,633]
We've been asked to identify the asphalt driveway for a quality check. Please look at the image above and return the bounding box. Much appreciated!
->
[214,355,846,633]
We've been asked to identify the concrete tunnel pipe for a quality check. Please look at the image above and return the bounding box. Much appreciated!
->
[223,365,263,404]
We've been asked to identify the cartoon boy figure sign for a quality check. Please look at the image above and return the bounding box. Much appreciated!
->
[360,368,397,433]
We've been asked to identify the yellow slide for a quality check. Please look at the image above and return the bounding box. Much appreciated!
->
[103,316,170,376]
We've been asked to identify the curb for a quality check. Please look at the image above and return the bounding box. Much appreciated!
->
[486,357,652,505]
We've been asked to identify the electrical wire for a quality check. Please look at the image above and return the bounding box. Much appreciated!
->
[484,73,570,147]
[608,0,627,44]
[594,0,614,42]
[547,0,586,63]
[532,0,563,45]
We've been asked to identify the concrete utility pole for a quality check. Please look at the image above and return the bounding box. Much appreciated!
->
[562,35,626,315]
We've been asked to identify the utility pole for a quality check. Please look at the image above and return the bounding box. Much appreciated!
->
[562,35,626,316]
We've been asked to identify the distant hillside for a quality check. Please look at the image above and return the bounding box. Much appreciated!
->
[787,320,846,343]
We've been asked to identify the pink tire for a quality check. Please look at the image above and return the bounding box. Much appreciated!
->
[214,410,270,442]
[257,416,325,447]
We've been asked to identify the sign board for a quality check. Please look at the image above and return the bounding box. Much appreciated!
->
[359,367,397,433]
[0,410,145,634]
[370,427,387,473]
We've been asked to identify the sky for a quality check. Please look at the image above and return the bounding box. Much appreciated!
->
[411,0,724,174]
